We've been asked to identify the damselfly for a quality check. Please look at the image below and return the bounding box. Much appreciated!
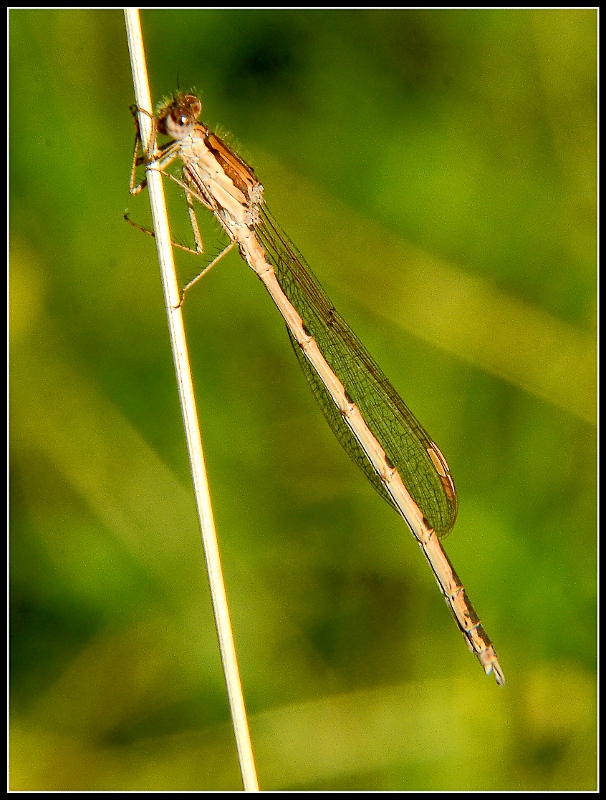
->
[129,92,504,685]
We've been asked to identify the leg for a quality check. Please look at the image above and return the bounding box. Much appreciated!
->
[185,178,205,255]
[124,213,207,256]
[129,105,158,195]
[126,164,211,256]
[180,242,237,303]
[126,124,236,301]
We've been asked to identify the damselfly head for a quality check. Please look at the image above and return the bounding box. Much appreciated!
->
[157,93,203,140]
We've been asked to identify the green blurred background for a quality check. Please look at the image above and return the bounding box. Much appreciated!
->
[10,8,596,791]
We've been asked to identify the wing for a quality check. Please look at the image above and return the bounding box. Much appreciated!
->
[255,207,457,538]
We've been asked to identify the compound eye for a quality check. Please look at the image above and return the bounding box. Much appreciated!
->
[166,111,194,139]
